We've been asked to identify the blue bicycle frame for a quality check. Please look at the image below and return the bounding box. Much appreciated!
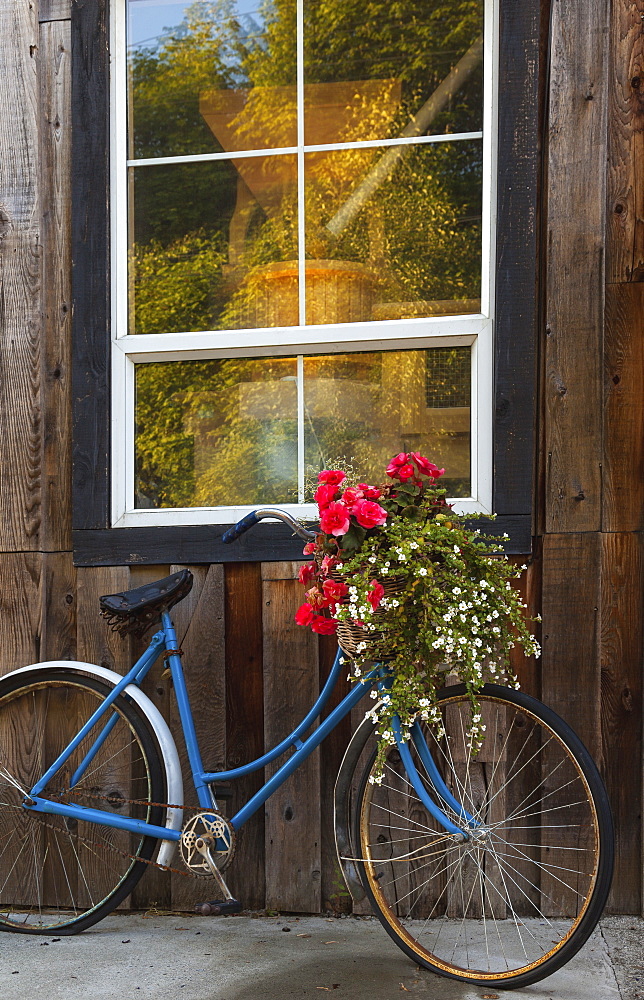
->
[24,612,474,845]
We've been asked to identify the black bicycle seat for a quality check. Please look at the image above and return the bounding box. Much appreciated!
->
[99,568,193,637]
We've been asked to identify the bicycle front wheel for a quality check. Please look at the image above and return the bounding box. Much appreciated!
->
[354,684,613,988]
[0,669,166,933]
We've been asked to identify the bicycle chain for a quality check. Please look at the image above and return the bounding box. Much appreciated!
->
[32,789,222,879]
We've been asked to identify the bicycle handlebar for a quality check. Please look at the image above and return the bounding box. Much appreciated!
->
[222,508,317,544]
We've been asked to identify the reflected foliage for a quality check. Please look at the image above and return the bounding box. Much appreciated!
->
[130,0,480,506]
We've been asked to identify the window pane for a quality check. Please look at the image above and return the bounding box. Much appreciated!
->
[129,155,298,333]
[134,348,471,510]
[135,356,299,507]
[127,0,297,159]
[304,140,482,324]
[303,0,484,145]
[303,349,471,498]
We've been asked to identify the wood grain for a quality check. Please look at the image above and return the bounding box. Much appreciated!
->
[129,565,172,912]
[599,532,642,913]
[603,283,644,531]
[0,1,41,550]
[541,533,602,759]
[71,0,110,530]
[169,564,225,909]
[0,554,42,670]
[224,562,266,910]
[40,19,72,551]
[76,567,131,673]
[40,550,76,661]
[40,0,71,20]
[318,636,352,914]
[263,563,321,912]
[606,0,644,282]
[544,0,608,532]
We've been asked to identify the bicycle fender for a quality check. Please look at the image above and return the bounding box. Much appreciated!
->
[334,709,383,904]
[1,661,184,868]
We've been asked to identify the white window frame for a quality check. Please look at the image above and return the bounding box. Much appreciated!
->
[110,0,498,529]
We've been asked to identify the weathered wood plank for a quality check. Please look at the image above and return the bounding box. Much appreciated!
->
[169,564,226,909]
[40,19,72,551]
[224,562,266,910]
[606,0,644,282]
[76,567,131,672]
[544,0,608,533]
[40,0,71,21]
[600,532,642,913]
[263,563,321,913]
[318,636,352,914]
[129,565,172,911]
[603,283,644,531]
[541,533,602,759]
[508,547,541,701]
[493,0,540,519]
[0,1,41,551]
[0,554,42,670]
[71,0,110,529]
[40,550,76,661]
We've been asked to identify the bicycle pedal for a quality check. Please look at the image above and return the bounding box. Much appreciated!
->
[195,898,242,916]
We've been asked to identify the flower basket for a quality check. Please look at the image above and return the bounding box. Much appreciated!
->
[332,573,405,658]
[293,452,541,776]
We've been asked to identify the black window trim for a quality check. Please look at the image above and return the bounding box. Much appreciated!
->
[71,0,540,566]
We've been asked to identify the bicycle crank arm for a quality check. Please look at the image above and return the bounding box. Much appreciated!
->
[195,833,241,916]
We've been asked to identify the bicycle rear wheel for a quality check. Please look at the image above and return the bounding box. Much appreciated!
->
[0,669,166,933]
[353,684,613,988]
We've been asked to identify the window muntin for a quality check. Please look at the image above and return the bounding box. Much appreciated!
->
[113,0,495,527]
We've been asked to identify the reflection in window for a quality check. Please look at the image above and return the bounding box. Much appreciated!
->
[135,349,471,508]
[126,0,485,334]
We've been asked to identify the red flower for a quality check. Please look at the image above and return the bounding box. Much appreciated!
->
[320,501,351,536]
[322,579,348,605]
[367,580,385,611]
[314,483,340,510]
[294,603,315,626]
[396,463,415,482]
[353,499,388,529]
[320,555,337,577]
[310,615,338,635]
[298,562,316,585]
[341,486,364,509]
[386,453,410,477]
[318,470,346,486]
[357,482,382,500]
[302,541,316,555]
[411,453,445,479]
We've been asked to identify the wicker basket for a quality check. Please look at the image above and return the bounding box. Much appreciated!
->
[333,575,405,658]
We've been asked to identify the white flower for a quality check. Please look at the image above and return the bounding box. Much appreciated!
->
[452,587,462,595]
[474,637,482,647]
[410,542,419,550]
[453,545,460,553]
[368,555,377,564]
[418,567,428,576]
[459,602,468,611]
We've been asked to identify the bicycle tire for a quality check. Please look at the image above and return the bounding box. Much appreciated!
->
[0,669,166,934]
[352,683,613,988]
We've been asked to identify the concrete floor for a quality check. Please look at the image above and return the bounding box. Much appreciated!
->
[0,913,640,1000]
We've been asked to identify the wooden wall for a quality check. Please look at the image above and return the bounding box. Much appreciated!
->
[0,0,641,913]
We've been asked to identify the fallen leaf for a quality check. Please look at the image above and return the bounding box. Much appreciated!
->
[297,933,311,938]
[481,994,500,999]
[324,940,339,944]
[316,988,331,992]
[400,985,409,992]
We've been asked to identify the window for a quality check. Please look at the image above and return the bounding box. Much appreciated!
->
[71,1,538,563]
[111,0,495,528]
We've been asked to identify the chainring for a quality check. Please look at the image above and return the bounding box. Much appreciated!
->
[179,811,236,877]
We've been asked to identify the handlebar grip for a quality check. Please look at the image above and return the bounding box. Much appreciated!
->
[222,511,260,544]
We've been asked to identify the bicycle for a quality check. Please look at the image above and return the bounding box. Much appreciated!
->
[0,508,613,989]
